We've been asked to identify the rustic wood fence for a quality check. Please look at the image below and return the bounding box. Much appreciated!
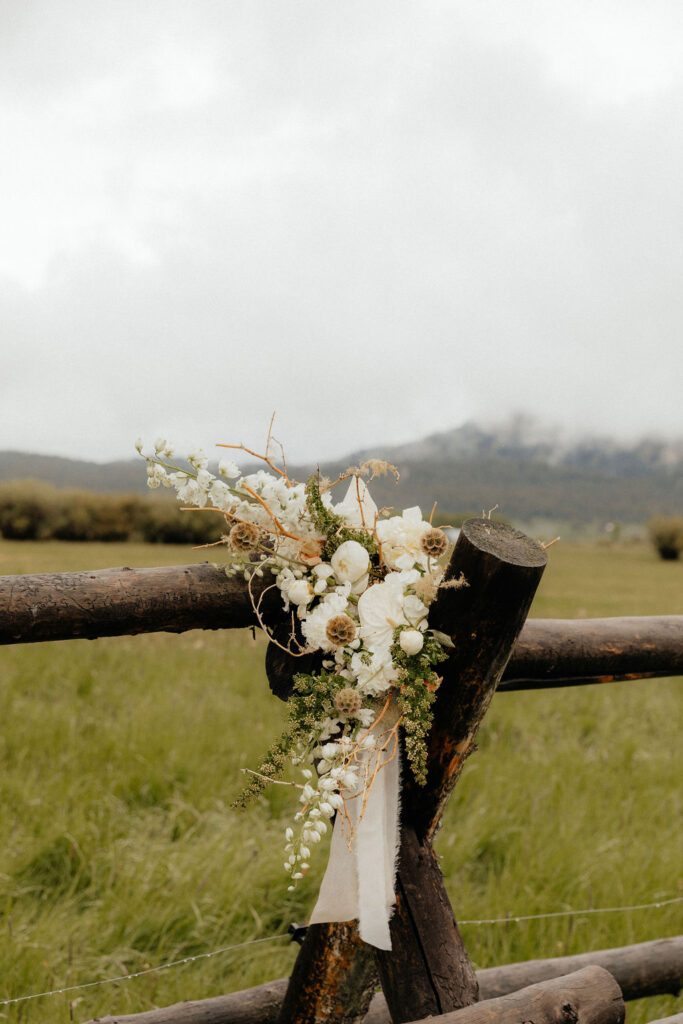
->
[1,519,681,1024]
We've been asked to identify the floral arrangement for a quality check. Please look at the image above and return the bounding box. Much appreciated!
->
[138,429,464,891]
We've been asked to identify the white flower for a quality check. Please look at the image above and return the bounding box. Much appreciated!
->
[218,458,240,479]
[350,647,397,694]
[350,573,370,596]
[153,437,166,454]
[209,480,232,507]
[357,577,408,650]
[300,590,352,652]
[146,462,167,489]
[334,478,378,528]
[331,540,370,584]
[187,447,209,471]
[399,629,424,655]
[135,437,144,454]
[288,579,314,606]
[376,507,431,570]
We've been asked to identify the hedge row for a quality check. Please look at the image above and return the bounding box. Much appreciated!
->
[647,515,683,560]
[0,480,224,544]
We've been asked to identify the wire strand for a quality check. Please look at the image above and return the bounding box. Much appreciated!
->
[2,894,681,1008]
[0,933,289,1008]
[459,895,683,925]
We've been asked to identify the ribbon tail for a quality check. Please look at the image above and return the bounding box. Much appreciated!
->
[309,709,401,950]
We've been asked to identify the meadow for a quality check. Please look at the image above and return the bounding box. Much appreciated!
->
[0,537,681,1023]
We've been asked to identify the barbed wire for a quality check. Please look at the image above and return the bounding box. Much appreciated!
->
[2,894,681,1008]
[0,933,289,1008]
[458,895,683,925]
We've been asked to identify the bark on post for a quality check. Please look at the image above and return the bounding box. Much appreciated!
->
[373,520,547,1023]
[277,520,546,1024]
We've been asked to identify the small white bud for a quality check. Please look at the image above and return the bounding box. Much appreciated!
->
[399,629,424,655]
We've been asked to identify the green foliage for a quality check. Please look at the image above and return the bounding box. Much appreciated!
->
[392,630,447,785]
[304,474,378,559]
[647,515,683,561]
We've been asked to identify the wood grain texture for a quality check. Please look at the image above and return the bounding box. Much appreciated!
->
[373,827,478,1022]
[500,616,683,690]
[83,978,289,1023]
[404,519,548,842]
[406,965,624,1024]
[0,563,281,644]
[80,935,682,1024]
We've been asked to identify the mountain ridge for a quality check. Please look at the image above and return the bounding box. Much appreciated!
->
[2,420,681,526]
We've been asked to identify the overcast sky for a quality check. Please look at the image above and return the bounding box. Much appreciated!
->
[2,0,683,464]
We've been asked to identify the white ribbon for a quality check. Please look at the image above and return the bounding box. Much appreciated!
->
[309,704,401,949]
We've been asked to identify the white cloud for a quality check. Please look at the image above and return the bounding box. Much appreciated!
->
[1,0,682,461]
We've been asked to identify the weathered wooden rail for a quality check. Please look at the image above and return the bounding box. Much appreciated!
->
[82,935,683,1024]
[1,518,681,1024]
[1,564,681,691]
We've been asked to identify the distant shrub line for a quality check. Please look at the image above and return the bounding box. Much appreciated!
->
[647,516,683,561]
[0,480,224,544]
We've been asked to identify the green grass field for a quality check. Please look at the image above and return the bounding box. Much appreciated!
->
[0,538,681,1023]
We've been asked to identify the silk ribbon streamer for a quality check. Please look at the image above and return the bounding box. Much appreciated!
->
[309,704,401,949]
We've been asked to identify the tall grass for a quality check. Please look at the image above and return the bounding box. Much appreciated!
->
[0,538,680,1023]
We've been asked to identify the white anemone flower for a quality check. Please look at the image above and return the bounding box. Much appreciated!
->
[331,540,370,583]
[357,572,427,651]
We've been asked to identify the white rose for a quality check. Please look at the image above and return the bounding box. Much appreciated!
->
[288,579,314,605]
[399,629,424,655]
[331,540,370,584]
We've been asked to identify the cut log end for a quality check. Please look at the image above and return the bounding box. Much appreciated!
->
[459,519,548,569]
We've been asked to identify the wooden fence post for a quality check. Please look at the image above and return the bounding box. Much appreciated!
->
[277,520,547,1024]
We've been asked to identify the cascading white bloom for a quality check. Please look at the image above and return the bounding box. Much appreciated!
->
[139,434,454,933]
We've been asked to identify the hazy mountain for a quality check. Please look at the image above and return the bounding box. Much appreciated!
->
[2,419,681,526]
[373,416,683,478]
[0,451,146,493]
